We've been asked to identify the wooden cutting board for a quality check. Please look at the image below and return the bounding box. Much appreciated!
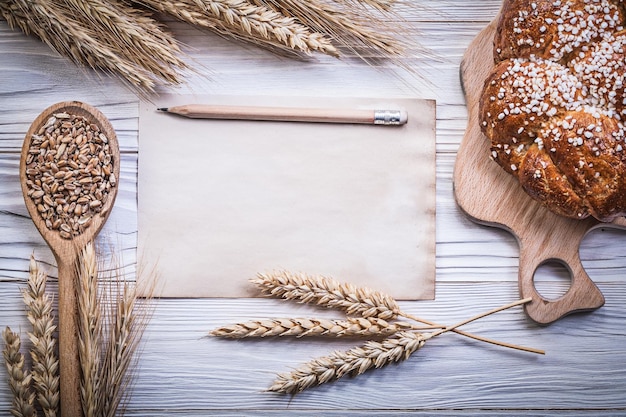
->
[454,17,626,325]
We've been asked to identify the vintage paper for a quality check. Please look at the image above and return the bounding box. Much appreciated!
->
[137,95,435,299]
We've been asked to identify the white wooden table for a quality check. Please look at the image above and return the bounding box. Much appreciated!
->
[2,2,626,415]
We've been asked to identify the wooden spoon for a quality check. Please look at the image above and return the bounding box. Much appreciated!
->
[20,101,120,417]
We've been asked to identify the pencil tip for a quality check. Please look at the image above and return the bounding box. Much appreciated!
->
[157,107,168,112]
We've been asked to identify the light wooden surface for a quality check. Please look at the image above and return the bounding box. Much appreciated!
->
[1,1,626,415]
[454,18,614,324]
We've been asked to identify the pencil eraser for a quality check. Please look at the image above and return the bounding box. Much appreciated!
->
[399,110,408,125]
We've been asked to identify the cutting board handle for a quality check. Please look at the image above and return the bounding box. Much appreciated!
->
[518,239,605,325]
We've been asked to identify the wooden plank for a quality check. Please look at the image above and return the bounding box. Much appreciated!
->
[1,0,626,414]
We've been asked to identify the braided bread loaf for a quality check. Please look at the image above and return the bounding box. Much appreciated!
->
[479,0,626,221]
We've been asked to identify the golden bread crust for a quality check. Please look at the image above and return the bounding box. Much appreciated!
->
[480,0,626,221]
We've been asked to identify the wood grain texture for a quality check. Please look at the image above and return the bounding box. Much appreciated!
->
[20,101,121,417]
[1,1,626,415]
[454,17,626,324]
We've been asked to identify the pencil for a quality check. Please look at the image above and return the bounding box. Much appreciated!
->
[157,104,408,126]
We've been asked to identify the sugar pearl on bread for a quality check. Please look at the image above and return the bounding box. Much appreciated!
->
[494,0,625,63]
[480,0,626,221]
[538,111,626,220]
[480,58,585,173]
[569,30,626,113]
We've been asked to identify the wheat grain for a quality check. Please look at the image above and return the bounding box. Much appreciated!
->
[211,316,433,338]
[2,327,37,417]
[268,331,426,394]
[77,242,102,417]
[23,255,59,417]
[25,112,117,240]
[251,271,401,320]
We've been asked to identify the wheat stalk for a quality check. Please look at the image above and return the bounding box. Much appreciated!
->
[212,316,438,338]
[99,280,141,417]
[256,0,403,56]
[1,0,424,94]
[351,0,397,12]
[61,0,187,83]
[23,256,59,417]
[75,243,154,417]
[268,298,538,393]
[0,2,29,34]
[137,0,337,56]
[252,271,544,355]
[0,251,154,417]
[252,271,402,320]
[77,242,102,417]
[268,331,426,394]
[2,327,37,417]
[332,0,398,12]
[3,0,185,94]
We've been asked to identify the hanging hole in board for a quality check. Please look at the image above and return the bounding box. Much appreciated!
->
[532,259,573,300]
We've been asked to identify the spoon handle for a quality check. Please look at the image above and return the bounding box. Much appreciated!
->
[57,253,82,417]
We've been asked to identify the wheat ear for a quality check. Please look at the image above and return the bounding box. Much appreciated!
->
[138,0,337,56]
[2,327,37,417]
[253,271,544,355]
[23,255,59,417]
[252,271,401,320]
[60,0,188,84]
[269,298,539,393]
[211,317,437,338]
[100,280,142,417]
[256,0,403,55]
[6,0,184,94]
[75,242,154,417]
[0,1,29,34]
[77,242,101,417]
[269,331,426,394]
[352,0,397,12]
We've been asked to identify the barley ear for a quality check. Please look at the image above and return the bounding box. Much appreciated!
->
[2,327,37,417]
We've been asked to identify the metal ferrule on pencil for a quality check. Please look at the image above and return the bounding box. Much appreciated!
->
[373,110,404,125]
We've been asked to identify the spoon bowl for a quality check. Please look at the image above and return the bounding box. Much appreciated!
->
[20,101,120,416]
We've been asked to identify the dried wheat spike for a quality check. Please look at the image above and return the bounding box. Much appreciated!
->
[251,271,401,320]
[77,242,101,417]
[257,0,404,56]
[212,317,420,338]
[6,0,185,94]
[2,327,37,417]
[61,0,188,84]
[99,281,141,417]
[140,0,338,56]
[23,255,59,417]
[268,331,426,394]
